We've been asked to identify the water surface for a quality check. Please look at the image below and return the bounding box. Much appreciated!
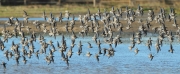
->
[0,34,180,74]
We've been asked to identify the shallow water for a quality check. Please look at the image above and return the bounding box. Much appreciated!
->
[0,17,77,21]
[0,34,179,74]
[0,16,105,21]
[0,14,161,21]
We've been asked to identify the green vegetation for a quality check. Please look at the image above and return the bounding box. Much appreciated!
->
[0,4,180,17]
[0,4,100,17]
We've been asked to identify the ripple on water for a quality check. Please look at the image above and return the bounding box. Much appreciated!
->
[0,35,180,74]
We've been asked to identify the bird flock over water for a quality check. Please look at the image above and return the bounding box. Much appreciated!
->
[0,5,179,70]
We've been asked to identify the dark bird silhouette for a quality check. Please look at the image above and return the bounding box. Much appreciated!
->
[23,10,28,17]
[149,54,154,61]
[1,62,6,70]
[168,44,174,53]
[95,54,100,63]
[42,10,47,21]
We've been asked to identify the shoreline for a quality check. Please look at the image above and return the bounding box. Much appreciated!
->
[0,19,179,36]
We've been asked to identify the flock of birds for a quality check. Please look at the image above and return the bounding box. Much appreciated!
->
[0,5,179,70]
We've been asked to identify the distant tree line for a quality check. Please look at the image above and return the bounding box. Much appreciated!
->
[0,0,60,5]
[0,0,179,6]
